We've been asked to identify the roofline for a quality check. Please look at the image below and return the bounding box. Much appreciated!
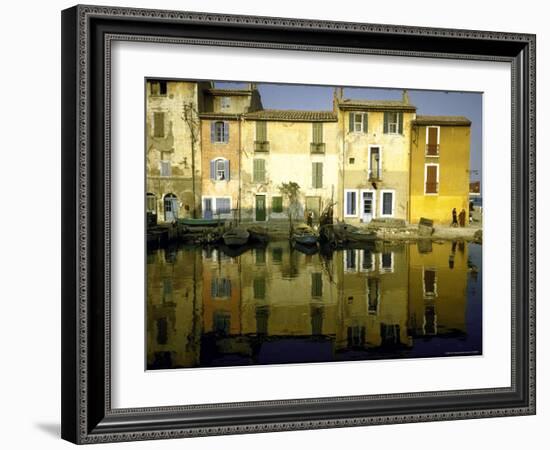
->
[206,89,253,96]
[338,103,417,111]
[412,119,472,126]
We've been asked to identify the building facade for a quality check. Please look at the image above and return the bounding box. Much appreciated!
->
[409,116,472,224]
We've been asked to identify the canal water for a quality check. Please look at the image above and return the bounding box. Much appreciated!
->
[147,240,482,370]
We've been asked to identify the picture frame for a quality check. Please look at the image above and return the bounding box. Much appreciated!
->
[61,4,536,444]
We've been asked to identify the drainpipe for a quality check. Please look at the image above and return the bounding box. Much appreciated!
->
[238,115,242,224]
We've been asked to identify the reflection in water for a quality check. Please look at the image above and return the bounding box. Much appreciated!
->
[147,241,482,370]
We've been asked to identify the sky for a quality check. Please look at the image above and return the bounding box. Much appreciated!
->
[216,81,482,183]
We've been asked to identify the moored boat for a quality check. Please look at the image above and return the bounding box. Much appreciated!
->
[247,225,269,243]
[291,224,318,246]
[178,218,223,227]
[223,228,250,246]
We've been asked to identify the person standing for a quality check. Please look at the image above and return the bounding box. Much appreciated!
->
[451,208,458,227]
[459,208,466,227]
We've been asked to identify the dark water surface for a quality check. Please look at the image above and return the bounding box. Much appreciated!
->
[147,240,482,370]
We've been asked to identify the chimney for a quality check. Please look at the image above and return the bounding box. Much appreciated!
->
[333,87,343,111]
[402,89,410,104]
[248,83,257,91]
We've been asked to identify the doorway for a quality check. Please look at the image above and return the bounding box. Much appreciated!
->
[255,195,266,221]
[163,193,178,222]
[360,190,375,223]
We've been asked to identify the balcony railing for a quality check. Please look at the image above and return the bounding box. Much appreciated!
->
[425,182,439,194]
[310,142,326,154]
[254,141,270,152]
[426,144,440,156]
[368,169,382,182]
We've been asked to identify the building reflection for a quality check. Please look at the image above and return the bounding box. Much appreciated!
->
[147,240,479,370]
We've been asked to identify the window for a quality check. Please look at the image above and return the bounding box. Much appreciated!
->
[153,112,165,137]
[425,164,439,194]
[426,126,440,156]
[271,196,283,213]
[380,252,394,273]
[311,273,323,298]
[253,159,266,182]
[383,111,403,134]
[344,249,358,272]
[423,268,437,297]
[150,81,167,96]
[361,250,374,272]
[312,162,323,188]
[216,198,231,215]
[209,158,230,181]
[156,318,168,345]
[369,146,381,180]
[347,326,365,347]
[367,278,380,315]
[423,305,437,335]
[349,112,368,133]
[146,193,157,213]
[253,277,266,299]
[380,190,394,217]
[162,279,173,303]
[159,160,171,177]
[211,278,231,298]
[220,96,231,109]
[345,190,358,217]
[211,121,229,143]
[349,157,355,165]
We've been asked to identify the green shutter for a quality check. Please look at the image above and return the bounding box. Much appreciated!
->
[363,113,368,133]
[272,196,283,213]
[253,159,265,182]
[383,112,389,134]
[154,112,165,137]
[256,121,267,142]
[398,112,403,134]
[312,162,323,188]
[312,122,323,143]
[349,113,355,133]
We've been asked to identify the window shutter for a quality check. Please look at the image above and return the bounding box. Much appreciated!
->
[223,122,229,142]
[312,162,323,188]
[154,112,165,137]
[254,159,265,182]
[362,113,368,133]
[349,113,355,133]
[256,121,266,142]
[210,122,216,142]
[313,123,323,143]
[224,159,230,181]
[383,112,389,134]
[210,160,216,180]
[426,166,438,193]
[398,112,403,134]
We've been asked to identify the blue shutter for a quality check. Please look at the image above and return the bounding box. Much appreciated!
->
[210,122,216,142]
[223,122,229,143]
[210,160,215,180]
[224,159,230,181]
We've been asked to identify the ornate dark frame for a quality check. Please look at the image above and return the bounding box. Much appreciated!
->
[61,4,536,444]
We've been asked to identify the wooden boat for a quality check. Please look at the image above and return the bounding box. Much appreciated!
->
[247,226,269,243]
[223,228,250,246]
[291,224,318,246]
[292,241,319,255]
[320,223,376,245]
[178,218,222,227]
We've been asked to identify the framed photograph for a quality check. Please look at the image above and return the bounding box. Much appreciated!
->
[61,4,536,444]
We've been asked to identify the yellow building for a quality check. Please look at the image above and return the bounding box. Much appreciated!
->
[409,116,472,224]
[240,110,340,222]
[337,90,416,224]
[145,80,210,222]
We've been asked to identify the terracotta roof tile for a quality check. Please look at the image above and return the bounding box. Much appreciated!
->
[414,115,472,126]
[244,109,337,122]
[338,99,417,111]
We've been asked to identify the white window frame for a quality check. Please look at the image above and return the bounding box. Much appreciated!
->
[159,160,171,177]
[379,251,394,273]
[367,145,382,180]
[387,112,400,134]
[351,112,367,133]
[424,163,440,195]
[211,157,228,181]
[379,189,396,217]
[359,189,376,222]
[425,126,441,157]
[213,121,227,143]
[344,189,359,217]
[344,249,359,273]
[359,249,375,273]
[422,267,438,297]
